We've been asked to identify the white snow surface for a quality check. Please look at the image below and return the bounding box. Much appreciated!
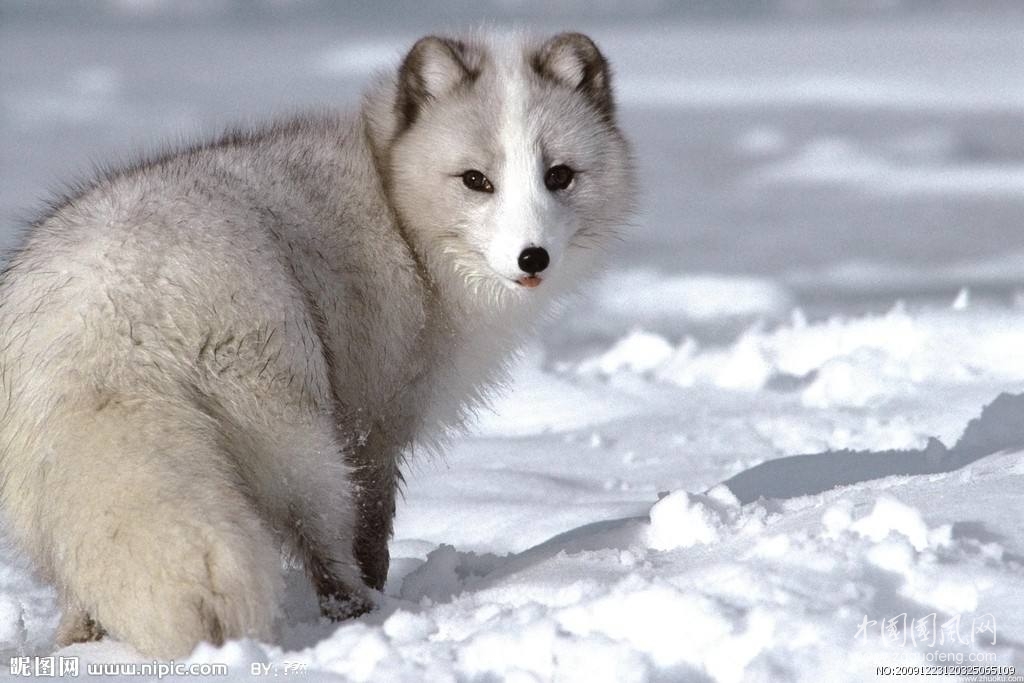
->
[1,286,1023,681]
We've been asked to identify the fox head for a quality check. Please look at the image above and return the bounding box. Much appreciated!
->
[366,32,634,314]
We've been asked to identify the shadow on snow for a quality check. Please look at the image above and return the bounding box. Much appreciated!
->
[724,391,1024,504]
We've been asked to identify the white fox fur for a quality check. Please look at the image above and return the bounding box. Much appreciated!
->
[0,31,633,658]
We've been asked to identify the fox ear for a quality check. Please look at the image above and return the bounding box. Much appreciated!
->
[396,36,479,130]
[532,33,615,121]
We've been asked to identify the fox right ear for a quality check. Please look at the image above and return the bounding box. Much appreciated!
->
[396,36,479,130]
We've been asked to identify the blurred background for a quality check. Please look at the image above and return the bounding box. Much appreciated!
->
[3,0,1024,350]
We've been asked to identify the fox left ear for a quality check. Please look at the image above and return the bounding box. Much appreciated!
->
[532,33,615,121]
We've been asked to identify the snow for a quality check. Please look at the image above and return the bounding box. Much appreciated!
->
[592,270,796,325]
[3,289,1021,681]
[646,488,743,551]
[848,496,933,552]
[753,136,1024,196]
[578,330,675,376]
[3,5,1024,682]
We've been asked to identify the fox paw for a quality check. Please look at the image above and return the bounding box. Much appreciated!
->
[319,591,375,621]
[56,607,106,647]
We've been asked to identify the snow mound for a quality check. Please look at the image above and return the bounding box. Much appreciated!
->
[647,490,727,549]
[647,486,750,551]
[578,330,675,376]
[577,303,1024,409]
[848,496,933,551]
[398,545,502,604]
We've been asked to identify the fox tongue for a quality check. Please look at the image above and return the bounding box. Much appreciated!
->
[517,275,542,288]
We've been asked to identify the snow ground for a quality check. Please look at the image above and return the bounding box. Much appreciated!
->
[3,5,1024,682]
[2,291,1023,682]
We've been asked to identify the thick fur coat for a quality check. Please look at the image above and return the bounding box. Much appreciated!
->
[0,32,633,658]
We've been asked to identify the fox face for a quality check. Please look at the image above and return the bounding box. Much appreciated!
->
[383,33,633,307]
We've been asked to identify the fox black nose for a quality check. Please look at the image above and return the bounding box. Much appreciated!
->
[517,247,550,274]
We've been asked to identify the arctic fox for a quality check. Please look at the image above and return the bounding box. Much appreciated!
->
[0,32,633,658]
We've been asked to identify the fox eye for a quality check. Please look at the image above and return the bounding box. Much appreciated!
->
[544,164,575,191]
[461,170,494,193]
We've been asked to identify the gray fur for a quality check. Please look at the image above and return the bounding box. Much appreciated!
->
[0,31,633,658]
